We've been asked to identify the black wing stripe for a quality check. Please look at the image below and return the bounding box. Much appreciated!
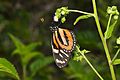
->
[63,30,69,45]
[57,30,64,44]
[58,28,68,45]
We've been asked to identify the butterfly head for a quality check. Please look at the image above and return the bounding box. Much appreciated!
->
[50,22,60,32]
[49,26,58,32]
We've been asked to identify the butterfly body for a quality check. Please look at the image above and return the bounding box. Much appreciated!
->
[50,25,76,68]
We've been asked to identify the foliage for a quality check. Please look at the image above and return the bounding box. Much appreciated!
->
[0,58,19,80]
[64,60,95,80]
[9,33,41,66]
[74,14,93,25]
[9,34,54,80]
[30,54,53,77]
[0,0,120,80]
[54,1,119,80]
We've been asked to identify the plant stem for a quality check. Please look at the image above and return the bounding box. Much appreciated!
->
[112,49,120,62]
[105,14,112,39]
[68,10,94,16]
[92,0,116,80]
[76,46,104,80]
[23,65,27,80]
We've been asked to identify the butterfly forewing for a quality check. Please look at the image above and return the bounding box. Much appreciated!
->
[55,28,76,52]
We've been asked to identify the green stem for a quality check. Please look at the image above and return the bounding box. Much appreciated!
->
[92,0,116,80]
[76,46,104,80]
[23,65,27,80]
[68,10,94,16]
[112,49,120,62]
[105,14,112,39]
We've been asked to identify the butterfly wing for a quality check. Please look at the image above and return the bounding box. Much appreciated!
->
[51,28,76,68]
[52,44,71,68]
[55,28,76,52]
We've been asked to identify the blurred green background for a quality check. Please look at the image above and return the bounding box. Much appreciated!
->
[0,0,120,80]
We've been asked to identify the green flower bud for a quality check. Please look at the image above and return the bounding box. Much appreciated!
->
[112,6,117,11]
[117,37,120,44]
[61,11,65,15]
[61,17,66,23]
[116,10,119,15]
[107,7,112,14]
[114,15,118,20]
[56,9,61,13]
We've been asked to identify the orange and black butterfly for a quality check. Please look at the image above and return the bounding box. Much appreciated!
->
[50,22,76,68]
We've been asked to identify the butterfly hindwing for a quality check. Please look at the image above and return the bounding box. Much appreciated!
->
[53,48,71,68]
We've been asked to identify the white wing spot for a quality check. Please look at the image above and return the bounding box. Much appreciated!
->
[59,53,63,58]
[65,59,67,61]
[52,45,59,53]
[56,59,65,64]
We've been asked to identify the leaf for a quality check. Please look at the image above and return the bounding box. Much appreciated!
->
[0,58,20,80]
[26,42,41,52]
[73,55,84,62]
[112,59,120,65]
[105,21,117,39]
[30,56,53,76]
[81,49,90,54]
[9,33,25,55]
[74,14,93,25]
[12,49,20,55]
[22,51,40,65]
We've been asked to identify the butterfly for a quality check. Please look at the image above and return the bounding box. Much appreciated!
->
[50,22,76,68]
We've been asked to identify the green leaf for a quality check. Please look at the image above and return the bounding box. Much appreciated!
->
[74,14,93,25]
[9,33,25,55]
[30,56,53,76]
[0,58,20,80]
[12,49,20,55]
[81,49,90,54]
[105,21,117,39]
[22,51,40,65]
[73,55,84,62]
[112,59,120,65]
[26,42,41,52]
[73,46,90,62]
